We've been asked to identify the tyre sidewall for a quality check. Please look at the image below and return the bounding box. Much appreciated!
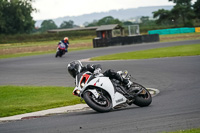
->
[83,91,112,113]
[133,88,152,107]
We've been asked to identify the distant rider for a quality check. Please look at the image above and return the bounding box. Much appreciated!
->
[58,37,69,52]
[68,61,132,88]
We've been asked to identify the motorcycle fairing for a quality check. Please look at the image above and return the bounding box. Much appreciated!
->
[58,43,66,50]
[82,76,127,107]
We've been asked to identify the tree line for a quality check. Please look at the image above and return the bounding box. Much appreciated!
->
[153,0,200,27]
[36,16,123,33]
[0,0,199,35]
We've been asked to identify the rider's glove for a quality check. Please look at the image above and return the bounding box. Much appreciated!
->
[127,80,133,88]
[94,68,102,74]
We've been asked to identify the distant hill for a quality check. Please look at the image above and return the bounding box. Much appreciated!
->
[35,6,173,27]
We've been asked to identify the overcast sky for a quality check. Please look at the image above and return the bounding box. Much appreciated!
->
[32,0,196,20]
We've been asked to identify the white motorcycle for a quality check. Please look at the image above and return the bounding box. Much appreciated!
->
[70,61,152,113]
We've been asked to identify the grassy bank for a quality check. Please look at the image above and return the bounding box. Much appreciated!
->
[0,30,96,44]
[0,46,93,59]
[0,38,93,59]
[91,44,200,61]
[160,32,200,42]
[0,32,200,59]
[0,38,93,49]
[0,86,82,117]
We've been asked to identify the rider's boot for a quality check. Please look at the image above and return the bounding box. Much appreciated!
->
[115,73,132,89]
[103,69,132,89]
[111,71,134,99]
[122,78,133,88]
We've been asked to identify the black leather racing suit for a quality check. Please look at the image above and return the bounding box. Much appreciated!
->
[83,64,129,85]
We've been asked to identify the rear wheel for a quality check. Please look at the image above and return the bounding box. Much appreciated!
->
[130,83,152,107]
[83,90,112,113]
[59,50,66,57]
[59,52,63,57]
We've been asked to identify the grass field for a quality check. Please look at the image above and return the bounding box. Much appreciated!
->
[160,32,200,42]
[91,44,200,61]
[0,46,93,59]
[0,38,93,49]
[0,38,93,59]
[0,32,200,59]
[0,86,82,117]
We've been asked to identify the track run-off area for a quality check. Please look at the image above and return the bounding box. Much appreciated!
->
[0,40,200,133]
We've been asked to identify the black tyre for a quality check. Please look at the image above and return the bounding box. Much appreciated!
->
[83,90,112,113]
[59,52,63,57]
[131,83,152,107]
[55,51,59,58]
[59,50,65,57]
[55,50,64,58]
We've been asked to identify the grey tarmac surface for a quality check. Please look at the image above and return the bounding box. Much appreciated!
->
[0,40,200,133]
[0,39,200,87]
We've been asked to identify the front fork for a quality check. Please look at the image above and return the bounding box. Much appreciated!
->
[56,47,59,52]
[85,89,99,99]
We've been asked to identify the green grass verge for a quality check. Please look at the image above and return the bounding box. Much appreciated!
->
[163,128,200,133]
[0,85,83,117]
[0,51,54,59]
[91,44,200,61]
[1,33,199,59]
[0,47,93,59]
[0,39,93,49]
[160,32,200,42]
[0,38,93,59]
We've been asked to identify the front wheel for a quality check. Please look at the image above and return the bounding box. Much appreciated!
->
[55,51,59,58]
[130,83,152,107]
[83,90,112,113]
[55,49,65,58]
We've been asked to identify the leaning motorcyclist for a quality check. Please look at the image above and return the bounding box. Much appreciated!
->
[68,61,132,88]
[58,37,69,52]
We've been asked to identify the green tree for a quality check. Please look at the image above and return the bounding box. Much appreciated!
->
[122,21,134,26]
[0,0,36,34]
[170,6,182,26]
[193,0,200,19]
[153,8,183,27]
[140,16,150,25]
[86,20,98,27]
[86,16,122,27]
[169,0,195,26]
[153,9,171,25]
[97,16,122,26]
[169,0,191,5]
[60,20,74,29]
[40,20,57,32]
[153,0,195,26]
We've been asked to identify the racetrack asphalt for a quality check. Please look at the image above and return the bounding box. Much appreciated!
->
[0,39,200,87]
[0,40,200,133]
